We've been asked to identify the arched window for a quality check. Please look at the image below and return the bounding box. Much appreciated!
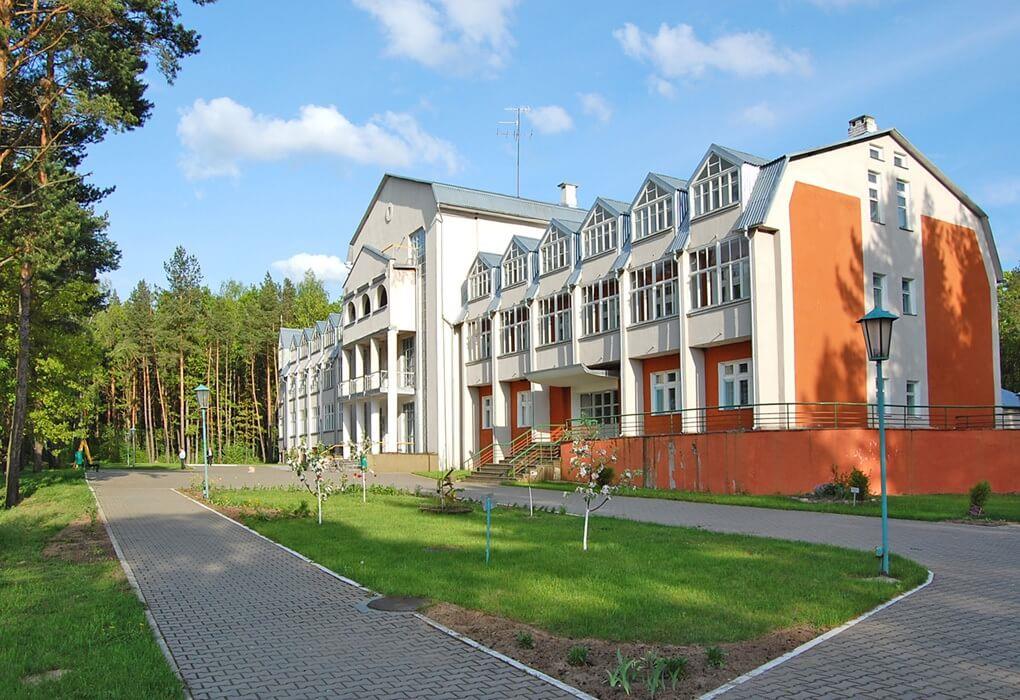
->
[346,302,356,324]
[361,294,371,316]
[376,286,388,309]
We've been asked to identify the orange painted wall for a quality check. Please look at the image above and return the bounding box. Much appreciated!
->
[642,354,683,435]
[549,386,571,426]
[477,385,492,450]
[703,341,753,430]
[507,380,531,443]
[560,429,1020,495]
[789,182,868,407]
[921,215,996,413]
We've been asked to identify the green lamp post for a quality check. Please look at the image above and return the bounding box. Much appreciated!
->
[858,307,898,576]
[195,384,211,499]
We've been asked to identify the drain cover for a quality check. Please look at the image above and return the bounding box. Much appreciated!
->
[367,596,429,612]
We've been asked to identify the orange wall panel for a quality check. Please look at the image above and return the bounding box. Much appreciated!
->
[703,341,753,430]
[789,182,868,405]
[507,380,531,443]
[921,215,996,409]
[477,385,492,450]
[642,355,682,435]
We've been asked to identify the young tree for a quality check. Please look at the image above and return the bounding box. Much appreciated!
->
[1000,266,1020,392]
[568,423,630,551]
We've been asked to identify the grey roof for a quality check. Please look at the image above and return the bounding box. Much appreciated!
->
[565,268,582,288]
[550,216,584,233]
[484,295,501,315]
[509,235,540,253]
[525,282,541,301]
[315,320,328,334]
[302,328,314,342]
[648,172,689,192]
[736,157,788,231]
[477,252,502,268]
[361,243,393,262]
[667,214,691,254]
[327,312,343,327]
[598,197,632,217]
[279,328,302,347]
[714,144,769,167]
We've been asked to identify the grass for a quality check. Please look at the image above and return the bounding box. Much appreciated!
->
[0,470,183,699]
[505,481,1020,523]
[412,469,471,481]
[204,486,927,645]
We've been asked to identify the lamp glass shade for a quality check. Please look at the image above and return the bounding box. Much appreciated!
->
[857,308,898,362]
[195,384,211,410]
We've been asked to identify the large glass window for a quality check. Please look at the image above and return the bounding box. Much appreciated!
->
[466,317,491,362]
[689,237,749,310]
[896,179,910,229]
[631,259,678,324]
[581,205,617,259]
[499,305,530,355]
[719,360,753,408]
[516,391,533,428]
[580,391,620,427]
[467,259,492,300]
[868,171,882,223]
[540,226,570,273]
[692,153,739,217]
[581,278,619,335]
[503,244,528,287]
[633,181,673,240]
[650,370,681,413]
[538,292,571,345]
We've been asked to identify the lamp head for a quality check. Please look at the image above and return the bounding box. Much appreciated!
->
[194,383,211,410]
[858,307,898,362]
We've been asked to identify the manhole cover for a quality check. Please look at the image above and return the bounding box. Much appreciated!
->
[367,596,429,612]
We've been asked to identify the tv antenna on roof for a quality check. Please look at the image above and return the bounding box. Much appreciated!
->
[497,106,531,197]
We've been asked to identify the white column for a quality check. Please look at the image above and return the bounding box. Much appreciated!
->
[385,328,398,452]
[490,311,508,463]
[618,269,640,435]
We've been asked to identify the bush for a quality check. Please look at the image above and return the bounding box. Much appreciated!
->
[567,645,589,666]
[969,480,991,517]
[705,646,725,669]
[515,631,533,649]
[812,466,869,501]
[848,468,870,499]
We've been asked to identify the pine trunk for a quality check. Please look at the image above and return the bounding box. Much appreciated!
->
[250,357,265,462]
[4,260,32,507]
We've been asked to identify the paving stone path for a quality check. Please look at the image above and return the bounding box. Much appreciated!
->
[89,469,577,700]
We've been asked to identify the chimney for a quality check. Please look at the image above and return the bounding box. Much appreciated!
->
[848,114,878,138]
[558,182,578,208]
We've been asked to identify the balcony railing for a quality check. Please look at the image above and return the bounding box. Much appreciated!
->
[338,369,416,397]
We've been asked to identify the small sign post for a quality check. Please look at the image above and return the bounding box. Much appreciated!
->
[359,454,368,503]
[850,486,860,506]
[528,469,538,517]
[485,495,493,564]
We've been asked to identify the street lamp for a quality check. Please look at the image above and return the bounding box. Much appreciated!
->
[195,384,211,499]
[857,307,898,576]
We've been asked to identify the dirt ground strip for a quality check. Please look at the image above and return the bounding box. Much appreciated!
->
[43,515,117,564]
[426,602,818,700]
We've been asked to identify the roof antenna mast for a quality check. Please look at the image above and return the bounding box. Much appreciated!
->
[497,106,531,197]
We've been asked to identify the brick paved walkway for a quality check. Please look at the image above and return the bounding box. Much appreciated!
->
[452,480,1020,699]
[89,470,578,700]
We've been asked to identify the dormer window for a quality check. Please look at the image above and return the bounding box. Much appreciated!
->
[692,153,739,218]
[502,244,528,288]
[633,181,674,240]
[540,226,570,274]
[467,259,492,300]
[582,205,617,259]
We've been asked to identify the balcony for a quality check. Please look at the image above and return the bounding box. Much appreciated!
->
[339,370,416,398]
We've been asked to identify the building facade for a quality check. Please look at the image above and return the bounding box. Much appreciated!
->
[279,116,1004,468]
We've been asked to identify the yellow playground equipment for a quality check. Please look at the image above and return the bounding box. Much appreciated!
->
[76,438,99,470]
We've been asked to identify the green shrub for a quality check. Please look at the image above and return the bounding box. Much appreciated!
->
[567,644,589,666]
[515,631,533,649]
[969,480,992,516]
[705,645,725,668]
[848,468,870,499]
[292,500,312,518]
[665,656,688,686]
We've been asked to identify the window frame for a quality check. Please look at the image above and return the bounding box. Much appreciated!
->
[650,370,681,414]
[905,380,919,417]
[869,144,884,161]
[692,153,740,218]
[872,272,886,310]
[516,391,533,428]
[539,225,571,274]
[581,205,618,259]
[581,277,620,336]
[630,259,678,324]
[718,359,753,409]
[896,179,911,230]
[467,259,493,300]
[481,395,492,429]
[868,170,882,224]
[901,278,916,315]
[466,317,492,362]
[633,181,674,241]
[502,244,529,288]
[688,237,750,311]
[579,390,620,429]
[893,152,908,169]
[499,304,530,356]
[538,292,571,346]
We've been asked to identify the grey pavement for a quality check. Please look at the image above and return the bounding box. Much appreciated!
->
[89,467,576,700]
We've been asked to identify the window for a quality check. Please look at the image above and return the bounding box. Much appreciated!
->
[466,317,492,362]
[540,226,570,273]
[581,278,619,335]
[409,229,425,266]
[481,396,492,429]
[689,237,750,310]
[502,244,528,288]
[896,179,910,229]
[901,278,915,315]
[361,294,371,316]
[719,360,753,408]
[872,273,886,309]
[324,404,335,431]
[631,259,678,324]
[650,370,681,414]
[905,381,919,417]
[376,286,388,309]
[499,305,530,355]
[516,391,533,428]
[346,302,356,324]
[893,152,907,169]
[869,144,884,161]
[633,181,674,240]
[580,391,620,428]
[467,259,492,300]
[692,153,739,217]
[539,292,571,345]
[868,171,882,223]
[581,205,617,259]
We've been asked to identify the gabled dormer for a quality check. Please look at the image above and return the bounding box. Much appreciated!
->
[689,145,767,221]
[579,197,631,260]
[630,173,688,243]
[537,217,584,275]
[465,252,501,302]
[500,235,539,290]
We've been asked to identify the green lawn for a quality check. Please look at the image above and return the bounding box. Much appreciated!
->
[0,471,182,699]
[505,481,1020,523]
[412,469,471,481]
[205,487,927,644]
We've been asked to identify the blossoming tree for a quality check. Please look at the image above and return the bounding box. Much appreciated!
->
[569,423,631,551]
[288,444,349,525]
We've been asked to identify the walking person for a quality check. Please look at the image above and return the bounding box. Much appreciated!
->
[179,447,187,470]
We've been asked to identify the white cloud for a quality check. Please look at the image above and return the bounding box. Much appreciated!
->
[527,105,573,135]
[177,97,460,179]
[272,254,351,284]
[578,92,612,123]
[353,0,518,74]
[983,178,1020,207]
[739,102,779,128]
[614,21,811,95]
[647,75,676,99]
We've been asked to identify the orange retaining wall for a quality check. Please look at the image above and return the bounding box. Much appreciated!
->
[560,429,1019,495]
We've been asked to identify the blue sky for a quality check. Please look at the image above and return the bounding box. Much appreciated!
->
[85,0,1020,297]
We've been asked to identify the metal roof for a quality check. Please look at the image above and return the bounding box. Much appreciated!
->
[714,144,769,167]
[648,172,689,192]
[431,181,583,222]
[736,157,788,231]
[279,328,302,347]
[598,197,633,217]
[509,234,541,253]
[476,252,502,268]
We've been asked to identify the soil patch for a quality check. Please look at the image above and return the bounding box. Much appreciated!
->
[426,602,818,699]
[945,518,1009,527]
[21,669,69,686]
[43,516,115,564]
